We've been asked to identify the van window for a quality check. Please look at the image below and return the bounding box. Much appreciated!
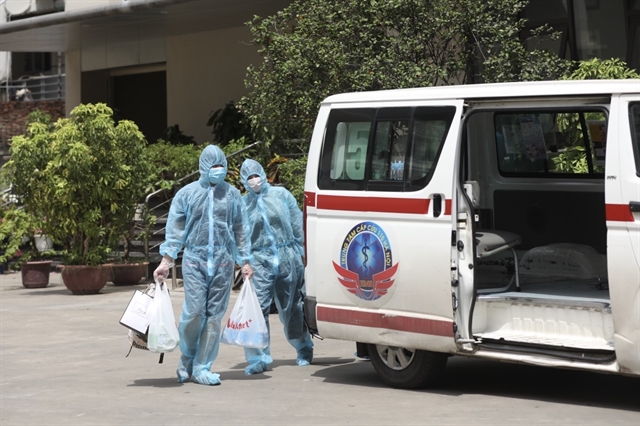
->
[630,103,640,176]
[318,107,455,191]
[371,120,410,180]
[494,110,606,176]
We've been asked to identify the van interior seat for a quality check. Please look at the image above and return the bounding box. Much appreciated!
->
[465,181,522,292]
[475,230,522,292]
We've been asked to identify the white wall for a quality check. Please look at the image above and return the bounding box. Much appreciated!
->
[166,26,260,144]
[82,33,165,71]
[64,0,120,11]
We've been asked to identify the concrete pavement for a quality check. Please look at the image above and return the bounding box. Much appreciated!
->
[1,269,639,426]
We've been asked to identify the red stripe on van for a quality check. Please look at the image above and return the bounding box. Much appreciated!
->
[317,195,430,214]
[606,204,635,222]
[317,306,454,337]
[305,191,316,207]
[445,199,452,216]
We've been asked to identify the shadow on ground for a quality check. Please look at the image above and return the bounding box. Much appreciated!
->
[128,377,185,388]
[436,357,640,412]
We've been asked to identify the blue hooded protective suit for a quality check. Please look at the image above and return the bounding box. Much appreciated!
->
[160,145,252,385]
[240,159,313,374]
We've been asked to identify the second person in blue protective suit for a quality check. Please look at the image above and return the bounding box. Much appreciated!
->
[154,145,253,386]
[239,159,314,375]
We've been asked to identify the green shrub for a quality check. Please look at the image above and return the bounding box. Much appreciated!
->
[275,156,307,209]
[146,140,204,193]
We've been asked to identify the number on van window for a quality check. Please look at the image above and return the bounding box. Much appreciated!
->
[319,107,455,191]
[494,110,607,176]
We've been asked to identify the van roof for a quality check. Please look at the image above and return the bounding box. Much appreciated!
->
[322,79,640,104]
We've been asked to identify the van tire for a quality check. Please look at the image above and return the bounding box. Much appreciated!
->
[367,344,447,389]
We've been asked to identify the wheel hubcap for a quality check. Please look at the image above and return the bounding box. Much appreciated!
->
[376,345,415,370]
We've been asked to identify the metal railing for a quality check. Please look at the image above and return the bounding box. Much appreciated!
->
[1,73,66,102]
[1,186,18,210]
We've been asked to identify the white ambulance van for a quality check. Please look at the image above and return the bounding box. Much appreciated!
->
[303,79,640,389]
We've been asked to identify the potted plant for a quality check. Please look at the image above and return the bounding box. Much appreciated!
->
[109,204,155,286]
[0,208,57,288]
[2,104,150,294]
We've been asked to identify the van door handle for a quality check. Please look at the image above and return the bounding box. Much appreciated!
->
[630,202,640,212]
[432,194,442,218]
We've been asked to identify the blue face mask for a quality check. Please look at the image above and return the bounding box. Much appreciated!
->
[208,167,226,184]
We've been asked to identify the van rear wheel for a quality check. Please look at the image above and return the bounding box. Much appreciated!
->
[367,344,447,389]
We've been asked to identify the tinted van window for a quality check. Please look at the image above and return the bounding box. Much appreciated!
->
[494,109,607,176]
[318,106,455,191]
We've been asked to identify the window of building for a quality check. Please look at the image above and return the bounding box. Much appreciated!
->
[521,0,639,73]
[629,16,640,71]
[23,52,52,74]
[319,107,456,191]
[574,0,627,61]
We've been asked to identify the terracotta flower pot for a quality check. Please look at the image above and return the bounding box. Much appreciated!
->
[110,262,149,286]
[60,265,110,295]
[21,260,52,288]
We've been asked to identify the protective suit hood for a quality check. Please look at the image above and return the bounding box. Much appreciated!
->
[240,159,269,194]
[199,145,228,185]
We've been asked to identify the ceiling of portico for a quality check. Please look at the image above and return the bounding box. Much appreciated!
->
[0,0,292,52]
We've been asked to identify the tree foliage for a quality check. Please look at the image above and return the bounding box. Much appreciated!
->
[241,0,571,146]
[562,57,640,80]
[2,104,152,265]
[206,101,254,147]
[551,58,639,173]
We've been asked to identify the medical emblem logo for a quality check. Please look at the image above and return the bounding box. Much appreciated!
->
[333,221,399,301]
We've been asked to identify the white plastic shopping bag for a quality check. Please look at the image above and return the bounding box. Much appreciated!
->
[221,278,268,349]
[147,281,180,353]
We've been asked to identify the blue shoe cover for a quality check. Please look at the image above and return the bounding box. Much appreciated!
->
[296,349,313,366]
[193,371,221,386]
[177,367,191,383]
[245,361,268,375]
[176,358,193,383]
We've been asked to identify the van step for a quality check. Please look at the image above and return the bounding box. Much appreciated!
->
[472,292,614,351]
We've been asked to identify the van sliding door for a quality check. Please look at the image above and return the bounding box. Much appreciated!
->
[309,100,464,352]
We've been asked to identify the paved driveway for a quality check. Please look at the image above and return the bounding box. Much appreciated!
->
[1,271,638,425]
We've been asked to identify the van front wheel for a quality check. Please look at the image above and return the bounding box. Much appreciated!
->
[367,344,447,389]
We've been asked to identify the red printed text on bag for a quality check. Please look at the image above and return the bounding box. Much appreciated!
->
[226,318,253,330]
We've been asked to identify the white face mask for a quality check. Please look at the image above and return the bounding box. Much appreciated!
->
[247,176,262,193]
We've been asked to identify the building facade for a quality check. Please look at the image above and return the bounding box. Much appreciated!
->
[0,0,638,146]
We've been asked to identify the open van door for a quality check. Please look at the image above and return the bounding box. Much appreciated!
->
[606,93,640,375]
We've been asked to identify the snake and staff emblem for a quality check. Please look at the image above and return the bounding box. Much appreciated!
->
[333,221,399,301]
[361,234,371,275]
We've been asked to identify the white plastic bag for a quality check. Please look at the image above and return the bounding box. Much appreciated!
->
[147,281,180,353]
[221,278,268,349]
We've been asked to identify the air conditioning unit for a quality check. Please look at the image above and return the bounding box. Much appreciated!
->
[5,0,55,16]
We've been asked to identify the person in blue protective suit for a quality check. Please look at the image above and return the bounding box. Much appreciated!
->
[154,145,254,386]
[239,159,314,375]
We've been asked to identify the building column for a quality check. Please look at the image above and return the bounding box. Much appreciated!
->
[65,23,82,116]
[64,49,81,116]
